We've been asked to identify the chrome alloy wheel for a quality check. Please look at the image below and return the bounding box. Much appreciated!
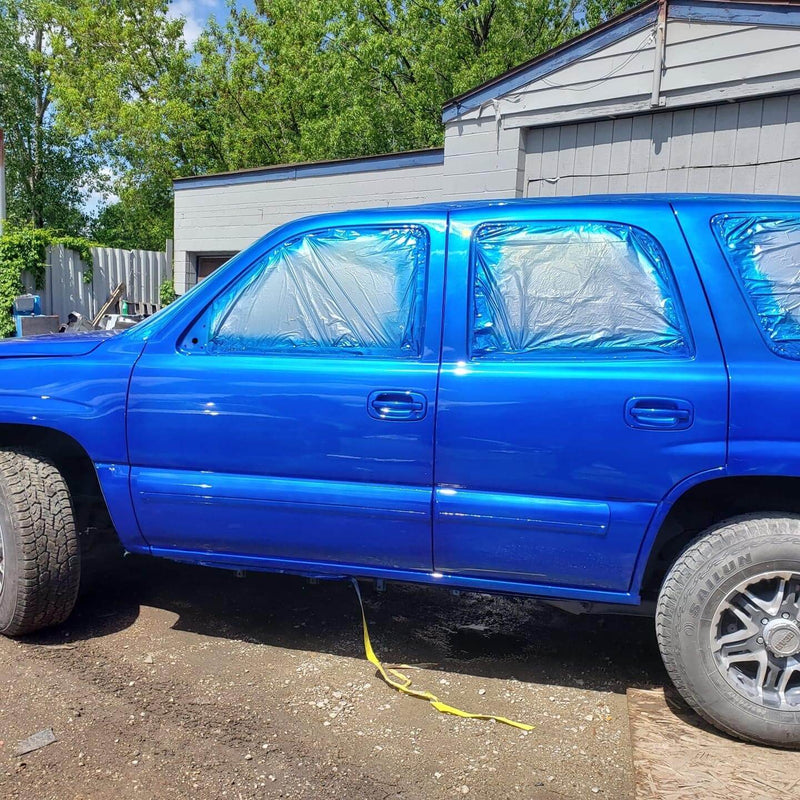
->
[711,571,800,710]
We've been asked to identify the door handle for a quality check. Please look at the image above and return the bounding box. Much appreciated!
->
[624,397,694,430]
[368,390,427,421]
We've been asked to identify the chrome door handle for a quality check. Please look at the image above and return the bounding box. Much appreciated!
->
[368,390,427,421]
[624,397,694,430]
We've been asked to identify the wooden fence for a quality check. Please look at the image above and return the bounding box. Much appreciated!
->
[24,242,172,322]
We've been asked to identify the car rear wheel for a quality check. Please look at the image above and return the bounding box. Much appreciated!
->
[0,448,80,636]
[656,514,800,748]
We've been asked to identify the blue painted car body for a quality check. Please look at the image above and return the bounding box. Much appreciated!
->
[2,194,799,607]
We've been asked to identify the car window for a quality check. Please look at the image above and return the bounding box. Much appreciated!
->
[207,226,428,357]
[470,221,691,359]
[712,213,800,359]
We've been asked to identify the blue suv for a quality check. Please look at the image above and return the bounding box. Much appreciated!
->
[0,195,799,748]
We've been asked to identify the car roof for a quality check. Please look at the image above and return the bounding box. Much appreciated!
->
[302,194,800,224]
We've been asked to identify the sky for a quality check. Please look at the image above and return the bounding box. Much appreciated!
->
[168,0,252,46]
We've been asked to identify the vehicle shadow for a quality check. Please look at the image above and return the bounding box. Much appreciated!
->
[24,548,669,698]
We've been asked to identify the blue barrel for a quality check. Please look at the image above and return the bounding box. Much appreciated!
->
[13,294,43,337]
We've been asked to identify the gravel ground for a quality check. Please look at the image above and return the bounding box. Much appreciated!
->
[0,547,667,800]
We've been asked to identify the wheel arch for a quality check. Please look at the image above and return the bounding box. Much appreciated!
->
[635,471,800,599]
[0,423,147,552]
[0,423,112,534]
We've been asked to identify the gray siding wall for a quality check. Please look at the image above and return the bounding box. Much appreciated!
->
[23,245,168,322]
[173,160,444,293]
[443,17,800,200]
[525,93,800,196]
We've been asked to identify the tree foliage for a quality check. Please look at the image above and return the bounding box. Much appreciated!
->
[183,0,641,171]
[1,0,640,249]
[90,179,173,251]
[0,0,99,233]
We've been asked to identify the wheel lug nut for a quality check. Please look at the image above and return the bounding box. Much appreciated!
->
[761,619,769,625]
[782,612,790,619]
[757,637,764,644]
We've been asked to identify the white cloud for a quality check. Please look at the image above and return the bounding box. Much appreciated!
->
[168,0,219,46]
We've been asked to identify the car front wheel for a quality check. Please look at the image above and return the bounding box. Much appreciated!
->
[0,448,80,636]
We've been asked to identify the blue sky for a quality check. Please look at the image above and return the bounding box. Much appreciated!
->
[169,0,252,45]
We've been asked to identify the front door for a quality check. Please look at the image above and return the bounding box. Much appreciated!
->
[433,199,728,592]
[127,211,446,572]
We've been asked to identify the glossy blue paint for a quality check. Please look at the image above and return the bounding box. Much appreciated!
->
[433,199,728,589]
[126,208,448,570]
[0,330,117,357]
[672,196,800,477]
[0,333,143,464]
[434,488,657,590]
[2,194,800,609]
[147,546,641,605]
[624,397,694,431]
[132,468,431,569]
[94,463,148,551]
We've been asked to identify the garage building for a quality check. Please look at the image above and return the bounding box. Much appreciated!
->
[173,0,800,294]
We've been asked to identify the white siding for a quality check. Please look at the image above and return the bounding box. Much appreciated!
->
[525,94,800,197]
[451,19,800,130]
[441,120,525,202]
[443,14,800,200]
[173,159,444,293]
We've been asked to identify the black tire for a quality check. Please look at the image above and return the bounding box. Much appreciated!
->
[656,514,800,748]
[0,447,80,636]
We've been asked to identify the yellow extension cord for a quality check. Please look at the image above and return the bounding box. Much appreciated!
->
[351,579,534,731]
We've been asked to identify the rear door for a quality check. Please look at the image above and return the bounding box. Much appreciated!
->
[127,210,446,572]
[433,199,728,592]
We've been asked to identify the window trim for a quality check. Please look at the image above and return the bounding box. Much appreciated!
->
[182,223,431,360]
[466,219,695,362]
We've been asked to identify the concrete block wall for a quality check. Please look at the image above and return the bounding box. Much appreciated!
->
[173,151,444,294]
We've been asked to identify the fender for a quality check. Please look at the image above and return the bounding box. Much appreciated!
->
[628,465,728,595]
[0,333,148,550]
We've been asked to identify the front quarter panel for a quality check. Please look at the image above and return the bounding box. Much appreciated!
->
[0,334,147,548]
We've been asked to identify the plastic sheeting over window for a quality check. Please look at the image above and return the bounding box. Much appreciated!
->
[471,222,691,358]
[713,214,800,359]
[209,226,428,356]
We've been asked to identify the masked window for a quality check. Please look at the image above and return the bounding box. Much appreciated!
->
[712,214,800,359]
[208,226,428,357]
[471,221,691,358]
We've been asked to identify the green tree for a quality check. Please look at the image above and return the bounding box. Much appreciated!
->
[90,178,173,251]
[0,0,98,233]
[33,0,640,245]
[47,0,192,244]
[184,0,642,170]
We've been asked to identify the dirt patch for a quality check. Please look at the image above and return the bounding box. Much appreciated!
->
[1,551,667,799]
[628,687,800,799]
